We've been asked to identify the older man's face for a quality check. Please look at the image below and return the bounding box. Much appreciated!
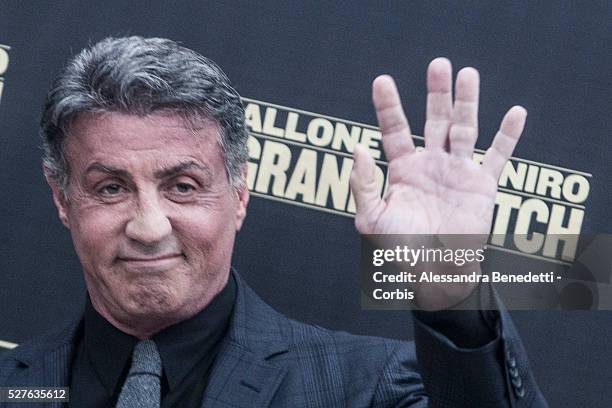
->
[47,113,248,334]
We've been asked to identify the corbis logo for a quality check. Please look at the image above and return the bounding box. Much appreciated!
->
[0,44,10,105]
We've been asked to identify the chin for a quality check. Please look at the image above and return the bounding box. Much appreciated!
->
[121,282,186,318]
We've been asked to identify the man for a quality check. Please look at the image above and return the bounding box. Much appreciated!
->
[0,36,547,407]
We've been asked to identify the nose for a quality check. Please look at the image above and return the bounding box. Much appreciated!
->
[125,192,172,245]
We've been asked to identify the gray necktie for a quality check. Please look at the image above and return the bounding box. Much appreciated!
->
[116,339,162,408]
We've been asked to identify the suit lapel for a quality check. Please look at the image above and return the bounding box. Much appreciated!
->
[201,341,287,408]
[201,270,289,408]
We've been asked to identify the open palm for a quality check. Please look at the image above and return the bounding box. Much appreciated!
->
[350,58,526,237]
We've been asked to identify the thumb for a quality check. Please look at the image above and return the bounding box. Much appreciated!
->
[350,144,383,232]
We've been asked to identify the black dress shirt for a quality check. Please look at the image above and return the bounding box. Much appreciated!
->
[68,274,236,408]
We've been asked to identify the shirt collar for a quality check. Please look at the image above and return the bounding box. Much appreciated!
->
[83,273,236,395]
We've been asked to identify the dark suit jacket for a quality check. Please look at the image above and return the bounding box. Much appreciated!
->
[0,271,547,407]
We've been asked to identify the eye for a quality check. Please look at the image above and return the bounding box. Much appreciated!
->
[164,178,200,202]
[99,183,124,195]
[173,182,196,194]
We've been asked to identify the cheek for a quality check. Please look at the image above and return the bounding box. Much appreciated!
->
[69,206,125,265]
[173,208,237,265]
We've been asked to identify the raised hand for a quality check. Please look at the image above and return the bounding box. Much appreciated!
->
[351,57,526,236]
[350,58,527,309]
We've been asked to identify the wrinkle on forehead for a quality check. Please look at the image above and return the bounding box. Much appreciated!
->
[66,111,220,146]
[65,113,221,160]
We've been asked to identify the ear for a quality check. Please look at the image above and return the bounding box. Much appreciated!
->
[234,164,249,231]
[44,166,71,229]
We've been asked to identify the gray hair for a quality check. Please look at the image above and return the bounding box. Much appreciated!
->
[40,36,248,195]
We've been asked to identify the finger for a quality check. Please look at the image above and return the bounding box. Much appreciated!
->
[372,75,415,162]
[350,144,383,221]
[450,67,479,158]
[425,57,452,150]
[482,106,528,178]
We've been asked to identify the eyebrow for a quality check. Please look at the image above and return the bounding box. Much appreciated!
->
[153,161,212,179]
[85,162,133,180]
[85,160,212,180]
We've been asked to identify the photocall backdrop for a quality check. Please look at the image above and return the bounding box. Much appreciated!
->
[0,1,610,406]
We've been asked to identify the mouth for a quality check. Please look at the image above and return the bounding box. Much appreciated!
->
[118,254,184,269]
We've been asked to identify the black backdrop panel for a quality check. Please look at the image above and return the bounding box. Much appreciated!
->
[1,2,611,406]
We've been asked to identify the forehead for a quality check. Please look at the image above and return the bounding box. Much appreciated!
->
[64,112,223,171]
